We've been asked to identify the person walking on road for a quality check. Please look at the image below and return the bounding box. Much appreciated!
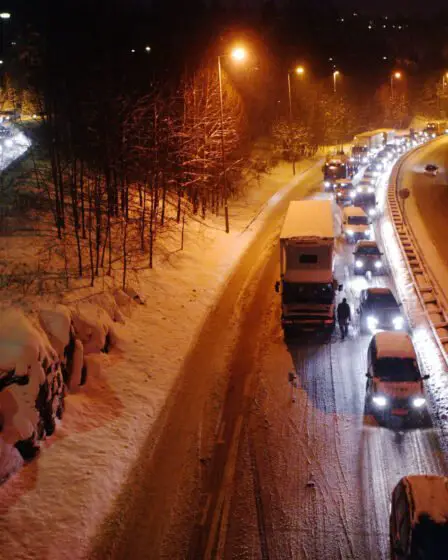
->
[337,298,351,340]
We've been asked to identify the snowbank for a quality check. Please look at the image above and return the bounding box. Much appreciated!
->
[0,157,323,559]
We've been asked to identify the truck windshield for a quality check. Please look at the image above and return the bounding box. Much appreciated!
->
[325,164,345,179]
[375,358,420,382]
[348,216,368,225]
[352,147,368,154]
[283,282,334,305]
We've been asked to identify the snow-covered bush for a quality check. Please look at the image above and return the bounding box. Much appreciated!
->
[0,308,65,467]
[70,302,119,355]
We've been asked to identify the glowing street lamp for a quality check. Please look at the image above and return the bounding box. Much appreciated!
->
[218,45,248,233]
[391,71,402,97]
[333,70,340,93]
[231,47,246,62]
[287,65,306,175]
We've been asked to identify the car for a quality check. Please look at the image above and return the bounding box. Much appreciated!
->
[365,331,429,419]
[424,164,438,176]
[358,287,407,333]
[334,180,355,204]
[356,179,376,194]
[342,206,372,242]
[390,475,448,559]
[353,241,384,275]
[365,164,381,178]
[362,171,379,187]
[372,158,385,172]
[354,191,377,218]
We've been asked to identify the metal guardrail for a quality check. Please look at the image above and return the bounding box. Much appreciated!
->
[386,143,448,366]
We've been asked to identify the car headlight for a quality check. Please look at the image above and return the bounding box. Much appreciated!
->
[432,133,436,138]
[350,191,356,199]
[4,138,13,148]
[357,186,363,193]
[337,191,341,197]
[374,260,382,268]
[369,208,376,217]
[376,164,382,170]
[372,395,388,407]
[355,260,364,268]
[346,229,354,236]
[367,315,378,330]
[412,397,426,408]
[393,316,404,330]
[365,229,373,238]
[368,187,374,193]
[373,171,379,177]
[324,181,330,187]
[362,157,368,163]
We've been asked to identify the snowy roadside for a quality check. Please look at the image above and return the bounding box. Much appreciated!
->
[0,158,322,559]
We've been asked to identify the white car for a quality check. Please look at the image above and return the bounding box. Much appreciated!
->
[365,331,429,420]
[390,475,448,559]
[342,206,372,242]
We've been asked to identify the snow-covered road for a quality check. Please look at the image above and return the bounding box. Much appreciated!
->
[89,153,448,559]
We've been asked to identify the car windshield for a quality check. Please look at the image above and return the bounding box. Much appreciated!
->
[366,292,397,307]
[357,246,380,255]
[375,358,420,382]
[283,282,334,305]
[348,216,368,225]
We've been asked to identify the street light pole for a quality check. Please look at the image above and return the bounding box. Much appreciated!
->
[217,46,247,233]
[287,72,295,175]
[217,55,229,233]
[333,70,339,94]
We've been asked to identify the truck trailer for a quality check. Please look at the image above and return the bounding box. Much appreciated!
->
[275,199,342,335]
[351,129,393,162]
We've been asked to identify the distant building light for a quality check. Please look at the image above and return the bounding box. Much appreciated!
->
[398,25,402,30]
[353,12,358,16]
[383,25,386,28]
[329,57,333,61]
[145,46,151,52]
[10,41,16,46]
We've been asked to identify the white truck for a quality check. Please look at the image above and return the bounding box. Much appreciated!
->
[352,129,393,162]
[275,199,342,335]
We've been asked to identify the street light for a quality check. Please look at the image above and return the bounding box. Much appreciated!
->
[218,45,247,233]
[333,70,340,93]
[391,71,402,97]
[287,66,306,175]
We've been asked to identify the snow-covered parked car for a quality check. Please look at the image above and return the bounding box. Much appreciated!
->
[390,475,448,559]
[365,331,429,421]
[0,308,65,463]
